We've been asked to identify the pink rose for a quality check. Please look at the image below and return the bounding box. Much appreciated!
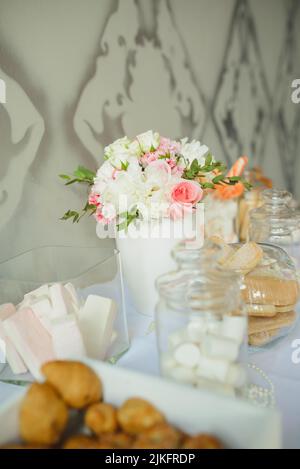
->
[171,181,203,205]
[88,192,101,206]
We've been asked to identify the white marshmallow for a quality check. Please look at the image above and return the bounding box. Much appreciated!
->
[226,364,247,388]
[221,316,247,344]
[78,295,116,360]
[187,316,221,341]
[168,328,187,349]
[174,343,201,368]
[64,283,80,314]
[49,284,70,317]
[167,366,196,384]
[201,334,240,362]
[186,319,207,342]
[30,297,53,333]
[196,355,230,382]
[51,315,86,359]
[24,284,49,301]
[3,308,55,381]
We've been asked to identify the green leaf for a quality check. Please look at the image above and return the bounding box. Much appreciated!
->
[190,159,199,173]
[73,166,96,181]
[228,176,241,182]
[60,210,80,222]
[212,174,226,184]
[65,178,81,186]
[205,153,212,165]
[201,182,215,189]
[120,160,129,171]
[59,174,71,180]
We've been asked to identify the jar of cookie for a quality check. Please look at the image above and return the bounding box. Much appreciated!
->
[155,244,248,397]
[215,240,300,348]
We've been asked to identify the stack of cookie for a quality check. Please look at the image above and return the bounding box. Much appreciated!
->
[244,275,298,346]
[212,238,300,347]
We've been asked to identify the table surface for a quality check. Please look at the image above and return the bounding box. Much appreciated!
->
[1,294,300,449]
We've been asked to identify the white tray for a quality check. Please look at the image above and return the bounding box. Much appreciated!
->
[0,359,282,449]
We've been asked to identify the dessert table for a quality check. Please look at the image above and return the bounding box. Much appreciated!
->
[1,291,300,449]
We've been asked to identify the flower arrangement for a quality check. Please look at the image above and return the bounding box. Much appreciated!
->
[60,130,250,231]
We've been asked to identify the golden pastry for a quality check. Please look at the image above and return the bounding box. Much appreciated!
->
[63,435,112,449]
[20,382,68,446]
[117,397,165,435]
[42,361,102,409]
[182,433,223,449]
[100,432,133,449]
[85,402,118,436]
[132,423,182,449]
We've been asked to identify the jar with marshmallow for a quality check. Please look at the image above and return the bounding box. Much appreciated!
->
[155,244,248,397]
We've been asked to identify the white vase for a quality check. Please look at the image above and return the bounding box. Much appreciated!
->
[96,211,203,316]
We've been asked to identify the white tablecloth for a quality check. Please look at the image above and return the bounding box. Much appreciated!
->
[1,295,300,449]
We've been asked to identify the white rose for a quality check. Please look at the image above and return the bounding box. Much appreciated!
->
[104,136,139,167]
[96,160,115,180]
[180,138,213,165]
[136,130,160,153]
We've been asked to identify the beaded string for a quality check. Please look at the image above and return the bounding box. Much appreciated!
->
[244,363,276,408]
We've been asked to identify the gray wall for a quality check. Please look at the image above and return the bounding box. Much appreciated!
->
[0,0,300,259]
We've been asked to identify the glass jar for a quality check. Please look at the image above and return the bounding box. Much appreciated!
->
[218,242,300,348]
[249,189,300,271]
[156,245,248,397]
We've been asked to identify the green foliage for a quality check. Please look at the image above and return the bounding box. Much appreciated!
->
[59,165,96,186]
[60,203,97,224]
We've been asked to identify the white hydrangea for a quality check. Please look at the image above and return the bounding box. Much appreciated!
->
[180,138,213,165]
[136,130,160,153]
[104,136,141,167]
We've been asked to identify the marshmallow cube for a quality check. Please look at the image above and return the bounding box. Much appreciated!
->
[226,364,247,388]
[221,316,247,344]
[51,315,86,359]
[64,283,80,313]
[201,334,240,362]
[49,284,70,317]
[186,316,221,342]
[186,319,207,342]
[78,295,116,360]
[174,343,201,368]
[196,355,230,383]
[168,328,187,349]
[3,308,55,380]
[30,297,53,333]
[24,284,49,302]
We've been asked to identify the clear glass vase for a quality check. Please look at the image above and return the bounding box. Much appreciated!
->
[0,246,129,380]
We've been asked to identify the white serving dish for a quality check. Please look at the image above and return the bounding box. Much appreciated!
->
[0,359,281,449]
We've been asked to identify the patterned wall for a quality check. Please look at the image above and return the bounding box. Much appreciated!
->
[0,0,300,258]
